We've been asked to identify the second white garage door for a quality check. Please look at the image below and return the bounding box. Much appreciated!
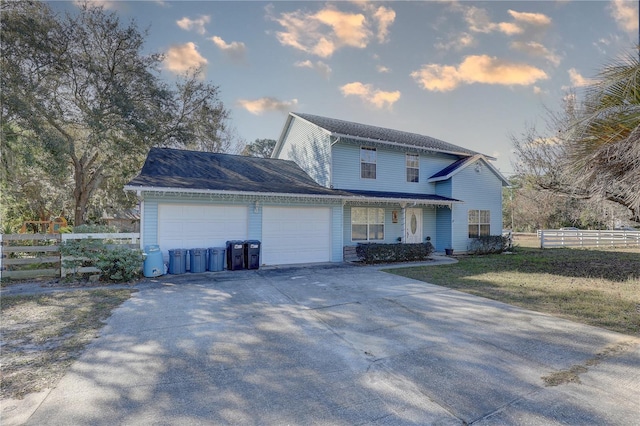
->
[261,206,331,265]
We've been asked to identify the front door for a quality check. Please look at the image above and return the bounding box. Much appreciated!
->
[405,208,423,244]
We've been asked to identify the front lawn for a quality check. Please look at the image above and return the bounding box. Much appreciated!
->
[387,248,640,336]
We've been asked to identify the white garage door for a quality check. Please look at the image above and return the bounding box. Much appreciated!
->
[157,204,248,255]
[262,206,331,265]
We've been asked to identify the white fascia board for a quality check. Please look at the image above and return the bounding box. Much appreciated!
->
[427,155,510,186]
[346,196,461,206]
[271,114,294,158]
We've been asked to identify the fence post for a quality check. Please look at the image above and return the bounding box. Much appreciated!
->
[540,230,544,248]
[0,233,3,281]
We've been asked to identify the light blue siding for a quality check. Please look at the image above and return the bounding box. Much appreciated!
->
[435,180,452,198]
[449,162,504,252]
[435,207,452,251]
[423,207,437,248]
[275,117,332,187]
[331,206,343,262]
[248,206,262,241]
[332,143,457,194]
[142,200,158,247]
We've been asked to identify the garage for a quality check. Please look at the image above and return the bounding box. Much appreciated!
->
[157,204,248,255]
[261,206,331,265]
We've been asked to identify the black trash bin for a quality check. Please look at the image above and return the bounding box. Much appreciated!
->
[244,240,261,270]
[226,240,244,270]
[168,249,187,274]
[190,248,207,273]
[208,247,226,271]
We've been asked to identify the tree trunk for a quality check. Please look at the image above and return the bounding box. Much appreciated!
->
[72,152,104,226]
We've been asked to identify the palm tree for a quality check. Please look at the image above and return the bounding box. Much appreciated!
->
[568,47,640,221]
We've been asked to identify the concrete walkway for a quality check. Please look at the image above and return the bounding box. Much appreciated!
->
[8,262,640,425]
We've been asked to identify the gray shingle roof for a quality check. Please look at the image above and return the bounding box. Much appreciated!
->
[293,112,479,156]
[126,147,351,196]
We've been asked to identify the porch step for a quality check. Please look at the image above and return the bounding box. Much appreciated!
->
[343,246,359,262]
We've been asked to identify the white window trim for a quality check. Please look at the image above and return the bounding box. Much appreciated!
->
[406,153,419,183]
[360,146,377,180]
[351,207,385,242]
[468,209,490,238]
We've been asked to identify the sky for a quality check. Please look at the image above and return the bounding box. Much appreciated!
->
[49,0,639,176]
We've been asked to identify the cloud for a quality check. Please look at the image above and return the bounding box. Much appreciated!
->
[462,6,551,35]
[510,41,561,66]
[74,0,117,9]
[237,97,298,115]
[435,32,475,51]
[268,4,394,57]
[294,60,332,79]
[376,65,391,73]
[372,6,396,43]
[210,36,246,63]
[340,82,401,109]
[610,0,639,33]
[164,42,208,74]
[410,55,548,92]
[176,15,210,35]
[568,68,593,87]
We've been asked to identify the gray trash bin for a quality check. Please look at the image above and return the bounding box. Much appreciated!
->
[168,249,187,274]
[143,245,164,277]
[208,247,225,272]
[190,248,207,273]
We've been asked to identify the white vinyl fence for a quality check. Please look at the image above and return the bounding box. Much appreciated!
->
[539,229,640,249]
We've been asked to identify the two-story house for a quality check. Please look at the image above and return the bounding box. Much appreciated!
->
[272,113,509,257]
[126,112,508,267]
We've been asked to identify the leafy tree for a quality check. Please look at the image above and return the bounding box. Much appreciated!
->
[1,1,232,226]
[242,138,277,158]
[512,47,640,223]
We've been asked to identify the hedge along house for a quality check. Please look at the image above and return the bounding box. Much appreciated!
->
[125,147,354,266]
[272,113,510,255]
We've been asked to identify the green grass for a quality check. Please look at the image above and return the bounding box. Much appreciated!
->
[387,247,640,336]
[0,289,134,399]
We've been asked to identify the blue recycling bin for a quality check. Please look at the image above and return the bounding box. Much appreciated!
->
[143,245,164,277]
[190,248,207,273]
[168,249,187,274]
[208,247,225,272]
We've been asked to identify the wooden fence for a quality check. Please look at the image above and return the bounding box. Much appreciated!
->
[0,233,140,280]
[539,229,640,249]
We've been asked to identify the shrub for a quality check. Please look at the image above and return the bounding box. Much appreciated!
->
[60,238,142,282]
[356,242,434,264]
[72,224,118,233]
[468,235,510,255]
[95,246,143,282]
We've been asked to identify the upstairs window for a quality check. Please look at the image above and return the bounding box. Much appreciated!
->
[406,153,419,183]
[352,207,385,241]
[469,210,490,238]
[360,147,376,179]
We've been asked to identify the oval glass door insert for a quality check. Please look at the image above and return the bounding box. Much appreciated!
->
[410,213,417,234]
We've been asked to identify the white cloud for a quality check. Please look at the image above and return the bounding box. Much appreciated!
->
[164,42,208,74]
[294,60,332,79]
[568,68,593,87]
[372,6,396,43]
[462,6,551,36]
[410,55,548,92]
[176,15,210,35]
[268,4,394,57]
[610,0,639,33]
[510,41,561,66]
[376,65,391,73]
[435,32,475,51]
[340,82,401,109]
[237,97,298,115]
[74,0,117,9]
[210,36,246,63]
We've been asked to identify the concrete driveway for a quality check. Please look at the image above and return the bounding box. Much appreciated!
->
[22,264,640,425]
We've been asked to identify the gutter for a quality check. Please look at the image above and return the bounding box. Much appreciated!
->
[123,185,460,207]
